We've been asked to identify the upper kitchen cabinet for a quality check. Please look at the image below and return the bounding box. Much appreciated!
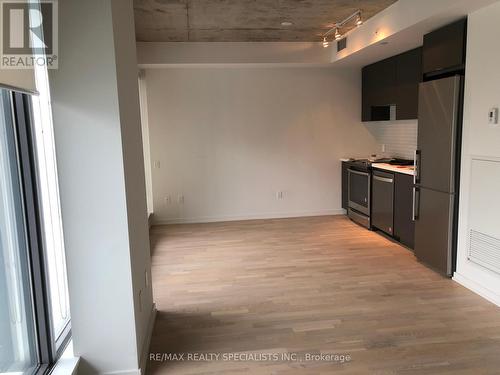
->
[396,47,422,120]
[422,19,467,78]
[362,48,422,122]
[362,57,397,121]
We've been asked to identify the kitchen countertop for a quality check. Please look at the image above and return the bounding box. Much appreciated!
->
[372,163,415,176]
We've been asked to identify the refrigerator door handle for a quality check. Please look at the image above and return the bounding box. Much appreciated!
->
[412,187,420,221]
[414,149,421,185]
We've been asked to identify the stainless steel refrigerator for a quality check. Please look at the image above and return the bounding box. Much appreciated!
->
[413,75,463,276]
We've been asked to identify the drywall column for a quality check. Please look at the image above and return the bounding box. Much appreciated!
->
[49,0,153,374]
[138,71,154,216]
[110,0,155,366]
[454,1,500,306]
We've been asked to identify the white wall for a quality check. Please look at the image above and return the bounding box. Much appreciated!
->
[454,1,500,307]
[137,42,331,66]
[145,67,378,224]
[49,0,153,373]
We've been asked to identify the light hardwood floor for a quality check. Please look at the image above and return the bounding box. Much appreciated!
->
[147,216,500,374]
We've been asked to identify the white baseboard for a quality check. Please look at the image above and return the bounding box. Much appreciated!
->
[139,303,157,374]
[103,370,141,375]
[148,213,154,229]
[99,305,156,375]
[453,272,500,307]
[153,208,346,225]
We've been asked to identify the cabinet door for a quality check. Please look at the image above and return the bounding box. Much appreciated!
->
[371,58,397,106]
[394,173,415,249]
[423,19,466,76]
[361,67,374,121]
[396,48,422,120]
[362,58,397,121]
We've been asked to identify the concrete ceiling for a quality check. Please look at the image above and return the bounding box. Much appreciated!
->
[134,0,398,42]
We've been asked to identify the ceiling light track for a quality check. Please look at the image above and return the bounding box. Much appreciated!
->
[322,10,363,47]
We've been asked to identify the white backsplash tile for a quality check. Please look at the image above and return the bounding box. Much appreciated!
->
[365,120,418,160]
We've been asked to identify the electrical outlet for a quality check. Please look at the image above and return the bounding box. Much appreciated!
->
[154,160,161,169]
[488,108,499,126]
[164,196,171,205]
[178,195,184,204]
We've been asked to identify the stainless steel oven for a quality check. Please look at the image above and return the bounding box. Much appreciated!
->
[348,167,371,228]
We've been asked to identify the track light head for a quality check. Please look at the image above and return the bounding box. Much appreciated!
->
[356,13,363,26]
[334,28,342,40]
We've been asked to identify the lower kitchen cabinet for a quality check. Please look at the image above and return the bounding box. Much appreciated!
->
[393,173,415,249]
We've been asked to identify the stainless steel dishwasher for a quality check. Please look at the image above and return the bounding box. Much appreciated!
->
[372,170,394,235]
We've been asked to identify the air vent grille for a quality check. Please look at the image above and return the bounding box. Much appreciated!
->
[468,229,500,274]
[337,37,347,52]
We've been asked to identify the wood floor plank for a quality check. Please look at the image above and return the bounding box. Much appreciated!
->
[147,216,500,374]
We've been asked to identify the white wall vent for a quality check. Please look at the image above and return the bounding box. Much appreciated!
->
[468,229,500,274]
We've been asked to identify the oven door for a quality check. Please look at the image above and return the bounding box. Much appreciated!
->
[348,168,370,216]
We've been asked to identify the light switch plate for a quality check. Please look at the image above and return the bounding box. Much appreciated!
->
[488,108,498,125]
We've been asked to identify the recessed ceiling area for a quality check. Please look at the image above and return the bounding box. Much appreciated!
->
[134,0,398,42]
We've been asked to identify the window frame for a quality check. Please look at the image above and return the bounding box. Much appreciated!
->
[10,91,71,374]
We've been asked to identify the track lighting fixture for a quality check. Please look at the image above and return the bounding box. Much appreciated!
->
[322,10,363,44]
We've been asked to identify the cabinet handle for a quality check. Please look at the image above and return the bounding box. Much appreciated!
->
[414,149,421,185]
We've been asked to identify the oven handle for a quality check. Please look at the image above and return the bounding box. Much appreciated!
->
[348,168,370,177]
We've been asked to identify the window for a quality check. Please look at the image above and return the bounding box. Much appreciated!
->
[0,0,70,371]
[0,90,38,375]
[0,81,70,374]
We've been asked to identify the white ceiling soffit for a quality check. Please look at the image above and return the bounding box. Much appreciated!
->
[137,0,500,68]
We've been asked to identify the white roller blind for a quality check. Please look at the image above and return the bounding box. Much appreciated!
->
[0,69,37,94]
[0,0,39,94]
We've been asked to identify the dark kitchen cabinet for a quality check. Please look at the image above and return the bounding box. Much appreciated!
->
[394,173,415,249]
[362,48,422,121]
[364,59,396,105]
[372,170,394,236]
[362,58,397,121]
[396,47,422,120]
[423,19,467,78]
